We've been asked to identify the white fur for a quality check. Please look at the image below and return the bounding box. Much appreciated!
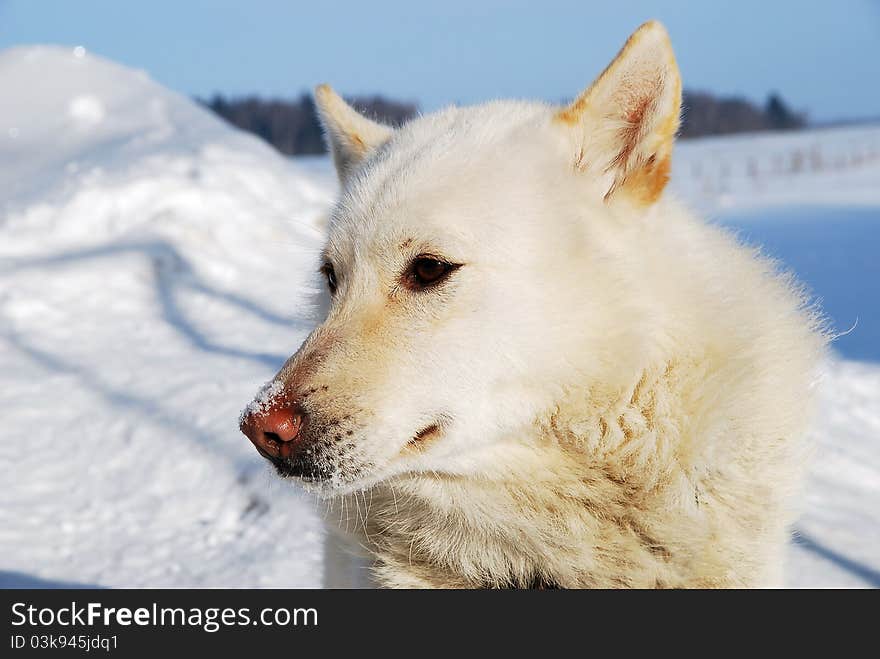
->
[247,22,826,588]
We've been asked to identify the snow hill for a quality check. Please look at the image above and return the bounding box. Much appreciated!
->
[1,46,878,588]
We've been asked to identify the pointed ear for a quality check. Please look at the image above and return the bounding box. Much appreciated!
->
[555,21,681,205]
[314,84,393,183]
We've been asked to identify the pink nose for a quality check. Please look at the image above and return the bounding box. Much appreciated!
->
[240,401,305,460]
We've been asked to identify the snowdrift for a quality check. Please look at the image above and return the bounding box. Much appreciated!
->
[0,47,332,587]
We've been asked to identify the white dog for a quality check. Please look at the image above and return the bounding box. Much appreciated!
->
[240,21,825,588]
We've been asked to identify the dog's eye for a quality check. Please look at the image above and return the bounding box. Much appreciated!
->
[403,257,460,291]
[320,262,338,294]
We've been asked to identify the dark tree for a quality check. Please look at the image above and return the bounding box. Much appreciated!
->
[765,93,806,131]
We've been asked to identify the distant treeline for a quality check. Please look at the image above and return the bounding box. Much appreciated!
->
[200,90,805,156]
[681,91,805,138]
[200,94,417,156]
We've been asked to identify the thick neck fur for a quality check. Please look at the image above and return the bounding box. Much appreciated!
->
[328,354,779,588]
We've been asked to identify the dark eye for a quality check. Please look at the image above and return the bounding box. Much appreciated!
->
[403,256,460,291]
[320,262,337,294]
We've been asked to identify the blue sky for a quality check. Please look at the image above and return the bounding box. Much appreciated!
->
[1,0,878,121]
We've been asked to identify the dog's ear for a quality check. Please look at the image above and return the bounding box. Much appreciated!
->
[556,21,681,206]
[314,84,393,184]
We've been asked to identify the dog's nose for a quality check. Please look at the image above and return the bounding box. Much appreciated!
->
[240,401,306,460]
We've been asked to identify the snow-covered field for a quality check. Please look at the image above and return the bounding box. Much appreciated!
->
[1,47,877,588]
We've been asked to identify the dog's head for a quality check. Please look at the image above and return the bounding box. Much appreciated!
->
[240,21,682,495]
